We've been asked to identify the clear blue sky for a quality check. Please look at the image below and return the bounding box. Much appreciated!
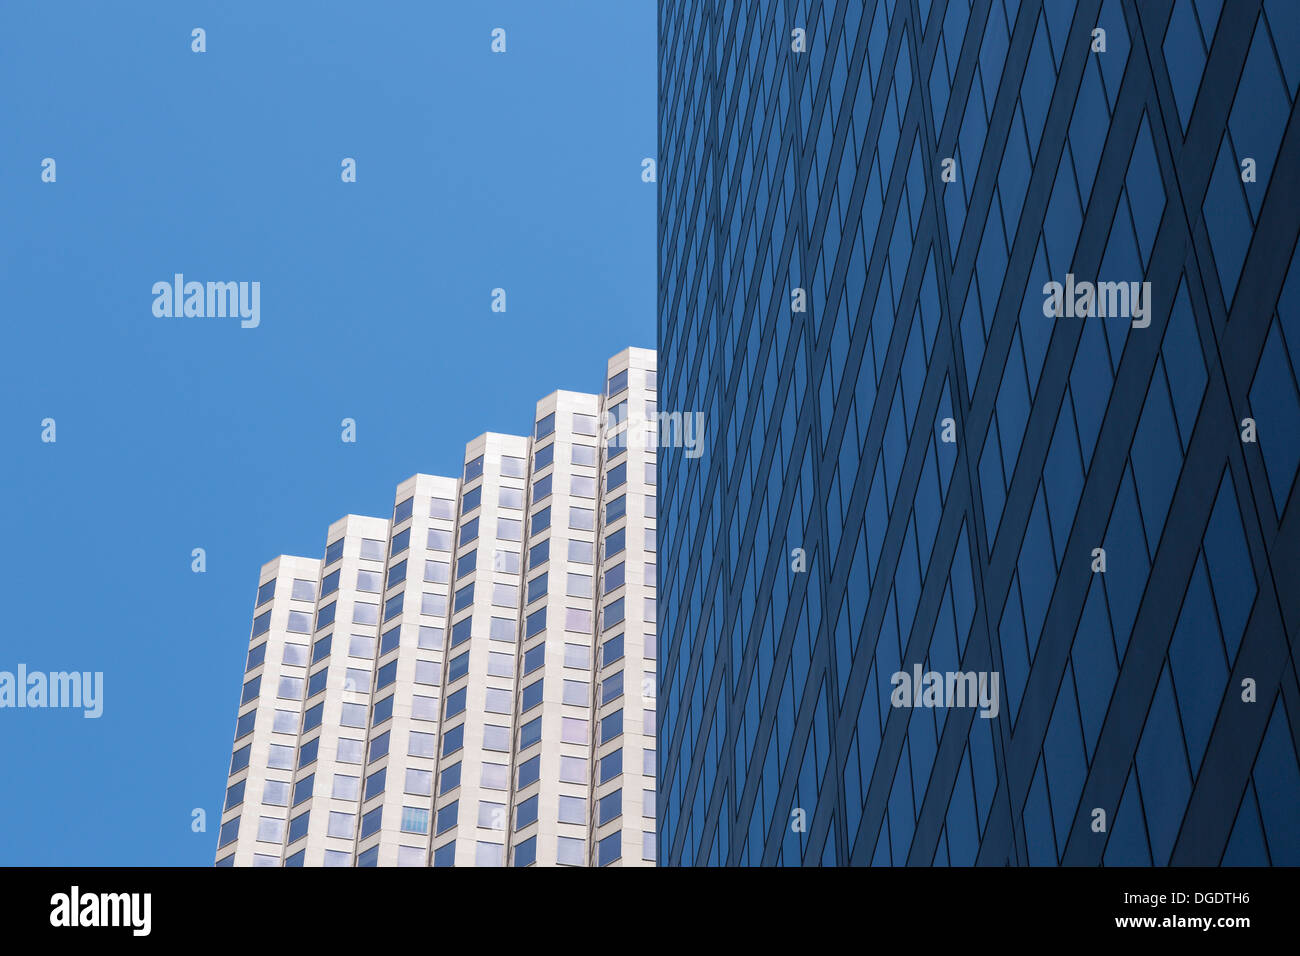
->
[0,0,655,864]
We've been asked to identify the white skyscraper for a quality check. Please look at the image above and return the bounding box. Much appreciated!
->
[216,348,658,866]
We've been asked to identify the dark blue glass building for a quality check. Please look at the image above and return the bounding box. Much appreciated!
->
[657,0,1299,864]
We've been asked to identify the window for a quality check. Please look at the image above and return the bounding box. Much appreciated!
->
[368,732,389,762]
[282,643,308,666]
[393,496,413,524]
[235,710,256,741]
[567,573,593,598]
[293,774,314,806]
[337,738,363,764]
[643,789,655,818]
[424,559,450,583]
[325,538,344,565]
[454,583,474,613]
[607,462,627,491]
[421,592,447,617]
[558,795,585,825]
[535,443,554,470]
[476,842,503,866]
[485,687,512,713]
[532,473,552,502]
[494,549,520,573]
[241,675,260,705]
[572,444,596,466]
[287,611,311,634]
[535,413,555,439]
[440,761,462,795]
[224,780,245,811]
[462,486,481,514]
[528,539,549,570]
[572,475,596,498]
[360,807,382,839]
[353,602,379,625]
[522,678,544,712]
[348,634,375,658]
[333,774,359,800]
[460,517,479,547]
[605,562,625,591]
[371,695,393,726]
[384,562,405,590]
[442,725,464,757]
[484,725,510,752]
[380,626,400,655]
[262,780,289,807]
[487,651,513,677]
[608,369,628,396]
[277,676,303,700]
[560,755,587,784]
[532,507,551,535]
[387,530,408,561]
[602,670,624,704]
[573,412,597,435]
[501,455,526,478]
[494,583,518,607]
[526,607,547,637]
[256,580,275,606]
[433,843,455,867]
[605,527,625,558]
[409,731,437,758]
[406,768,433,796]
[291,578,315,602]
[417,624,442,649]
[312,634,332,664]
[602,634,624,667]
[562,716,588,744]
[600,789,622,825]
[271,707,297,738]
[563,679,589,706]
[451,617,471,647]
[307,668,328,698]
[599,832,622,866]
[428,529,453,551]
[498,517,522,541]
[490,616,515,641]
[516,796,538,831]
[601,708,623,744]
[564,642,589,668]
[383,594,403,622]
[401,807,430,835]
[557,836,584,866]
[603,598,625,631]
[288,811,310,844]
[519,716,542,749]
[430,495,456,519]
[527,572,548,604]
[360,538,385,561]
[606,495,626,523]
[645,461,657,485]
[643,749,655,775]
[600,748,622,783]
[267,743,294,769]
[397,845,425,867]
[478,801,506,831]
[303,702,324,732]
[481,762,508,791]
[328,811,355,839]
[375,660,397,691]
[569,539,594,564]
[518,756,540,788]
[464,455,483,481]
[218,818,240,849]
[523,642,546,676]
[446,687,466,719]
[412,695,439,721]
[357,569,382,593]
[570,507,594,531]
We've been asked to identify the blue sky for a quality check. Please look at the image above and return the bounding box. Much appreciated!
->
[0,0,655,865]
